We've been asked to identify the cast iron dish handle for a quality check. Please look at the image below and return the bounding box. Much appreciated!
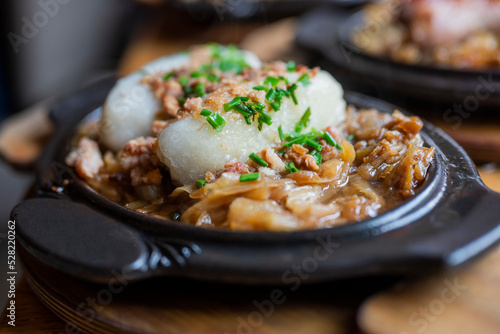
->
[11,76,197,284]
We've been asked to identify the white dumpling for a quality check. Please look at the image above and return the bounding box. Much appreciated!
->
[100,51,261,152]
[157,70,346,186]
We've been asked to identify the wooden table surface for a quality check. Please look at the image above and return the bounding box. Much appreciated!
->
[2,13,500,334]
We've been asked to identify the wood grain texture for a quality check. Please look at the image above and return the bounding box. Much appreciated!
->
[358,246,500,334]
[10,247,365,334]
[0,279,67,334]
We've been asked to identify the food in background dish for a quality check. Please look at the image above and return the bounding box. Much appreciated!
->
[66,44,434,231]
[353,0,500,69]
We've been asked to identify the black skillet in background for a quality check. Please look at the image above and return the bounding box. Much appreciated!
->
[296,8,500,110]
[10,76,500,285]
[169,0,367,22]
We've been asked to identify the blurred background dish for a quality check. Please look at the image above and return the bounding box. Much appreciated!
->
[168,0,368,21]
[352,0,500,70]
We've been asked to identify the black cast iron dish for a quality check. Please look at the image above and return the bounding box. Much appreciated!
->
[10,76,500,285]
[297,8,500,108]
[169,0,367,22]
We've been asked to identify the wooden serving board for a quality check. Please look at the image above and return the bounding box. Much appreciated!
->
[17,247,373,334]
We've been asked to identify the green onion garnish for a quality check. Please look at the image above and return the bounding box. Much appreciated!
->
[233,103,253,116]
[285,162,299,173]
[249,153,268,167]
[284,135,307,147]
[310,150,322,165]
[295,107,311,133]
[270,102,280,111]
[170,212,181,221]
[286,61,296,72]
[278,125,285,141]
[190,71,202,78]
[305,139,322,151]
[253,85,269,92]
[195,83,205,97]
[347,134,355,141]
[179,76,188,86]
[264,76,280,87]
[244,116,252,124]
[277,76,290,85]
[276,87,291,98]
[196,179,207,188]
[240,172,260,182]
[206,112,226,132]
[288,84,298,105]
[259,114,273,126]
[298,73,311,86]
[200,109,212,116]
[206,74,219,82]
[163,72,174,81]
[265,89,276,102]
[322,132,343,150]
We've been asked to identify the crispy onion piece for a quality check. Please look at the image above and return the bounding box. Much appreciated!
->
[228,198,302,231]
[181,173,294,227]
[285,186,341,228]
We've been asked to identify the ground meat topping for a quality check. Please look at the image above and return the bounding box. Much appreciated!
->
[65,137,104,179]
[223,162,251,175]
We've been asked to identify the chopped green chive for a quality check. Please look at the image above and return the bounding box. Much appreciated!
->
[278,125,285,141]
[206,112,226,132]
[288,84,298,105]
[259,114,273,126]
[264,76,280,87]
[285,162,300,173]
[244,116,252,124]
[276,87,290,98]
[298,73,311,86]
[240,172,260,182]
[270,102,280,111]
[347,134,355,141]
[249,153,268,167]
[305,139,322,151]
[295,107,311,133]
[170,212,181,221]
[286,61,296,71]
[196,179,207,188]
[195,83,205,97]
[163,72,174,81]
[253,85,269,92]
[277,76,290,84]
[200,109,212,116]
[190,71,202,78]
[179,76,188,86]
[323,132,343,150]
[265,89,276,102]
[284,135,307,147]
[206,74,219,82]
[310,150,322,165]
[233,103,253,116]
